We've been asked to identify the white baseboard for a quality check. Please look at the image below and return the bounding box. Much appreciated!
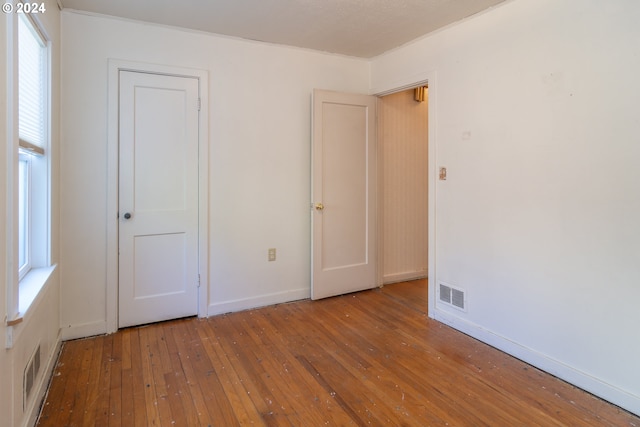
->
[61,320,107,341]
[383,270,428,284]
[208,287,310,316]
[23,330,62,427]
[432,308,640,417]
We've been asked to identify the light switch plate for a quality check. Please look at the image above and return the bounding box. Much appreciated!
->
[439,167,447,180]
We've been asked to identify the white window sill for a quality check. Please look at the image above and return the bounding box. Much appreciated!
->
[19,265,57,317]
[4,265,56,349]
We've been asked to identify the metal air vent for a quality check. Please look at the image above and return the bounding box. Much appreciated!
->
[438,282,466,312]
[24,344,41,408]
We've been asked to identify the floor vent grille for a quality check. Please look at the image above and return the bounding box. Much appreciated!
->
[438,282,466,311]
[24,344,41,408]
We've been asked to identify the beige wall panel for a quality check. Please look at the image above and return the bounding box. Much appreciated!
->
[380,89,428,283]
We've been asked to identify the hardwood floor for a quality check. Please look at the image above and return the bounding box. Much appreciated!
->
[38,279,639,426]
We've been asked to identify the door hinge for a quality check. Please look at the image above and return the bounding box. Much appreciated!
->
[197,274,201,288]
[197,98,201,111]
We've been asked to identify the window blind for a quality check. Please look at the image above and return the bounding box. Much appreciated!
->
[18,14,46,155]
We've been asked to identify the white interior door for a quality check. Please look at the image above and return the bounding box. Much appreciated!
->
[311,89,378,300]
[118,71,200,328]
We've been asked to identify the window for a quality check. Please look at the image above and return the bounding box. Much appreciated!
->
[14,10,50,294]
[17,13,50,282]
[3,3,52,339]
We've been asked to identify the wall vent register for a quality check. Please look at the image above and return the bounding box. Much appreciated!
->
[438,282,466,311]
[24,344,41,408]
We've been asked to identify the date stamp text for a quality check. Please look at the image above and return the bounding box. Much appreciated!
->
[3,2,46,14]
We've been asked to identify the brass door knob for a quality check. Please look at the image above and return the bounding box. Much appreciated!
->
[314,203,324,211]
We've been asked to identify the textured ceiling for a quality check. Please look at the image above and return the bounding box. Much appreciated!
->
[59,0,508,58]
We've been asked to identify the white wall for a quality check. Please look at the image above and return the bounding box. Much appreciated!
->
[372,0,640,415]
[59,11,370,337]
[1,2,62,426]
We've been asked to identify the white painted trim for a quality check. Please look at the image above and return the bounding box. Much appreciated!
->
[106,59,209,333]
[376,96,384,288]
[370,70,433,97]
[208,288,310,317]
[18,265,56,319]
[371,70,438,321]
[197,72,209,319]
[61,320,107,341]
[10,265,57,348]
[426,73,438,321]
[433,308,640,416]
[21,330,62,427]
[383,271,428,285]
[5,7,20,349]
[106,60,119,334]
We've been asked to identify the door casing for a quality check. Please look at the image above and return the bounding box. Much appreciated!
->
[106,60,209,334]
[373,73,436,317]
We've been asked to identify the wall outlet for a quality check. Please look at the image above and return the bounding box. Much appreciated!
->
[268,248,276,261]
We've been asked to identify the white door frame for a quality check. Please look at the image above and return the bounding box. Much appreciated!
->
[106,59,209,334]
[372,71,437,319]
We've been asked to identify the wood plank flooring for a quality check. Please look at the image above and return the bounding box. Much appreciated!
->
[37,279,640,426]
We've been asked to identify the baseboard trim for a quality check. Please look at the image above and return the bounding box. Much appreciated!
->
[383,271,428,284]
[61,320,107,341]
[208,287,310,316]
[432,308,640,417]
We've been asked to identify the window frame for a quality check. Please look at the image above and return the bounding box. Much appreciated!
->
[5,5,53,333]
[17,152,31,280]
[17,11,48,281]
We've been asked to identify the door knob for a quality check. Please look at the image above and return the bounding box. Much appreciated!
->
[314,203,324,211]
[123,212,132,219]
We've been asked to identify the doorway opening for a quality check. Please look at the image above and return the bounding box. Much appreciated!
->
[378,86,429,298]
